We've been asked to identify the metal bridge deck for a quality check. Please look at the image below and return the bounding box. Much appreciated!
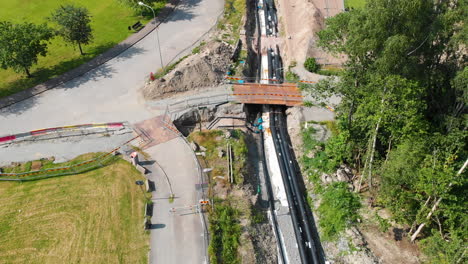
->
[232,83,303,106]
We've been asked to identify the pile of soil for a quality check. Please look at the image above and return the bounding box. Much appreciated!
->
[142,41,233,99]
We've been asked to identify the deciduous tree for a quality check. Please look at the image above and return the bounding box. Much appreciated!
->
[0,21,54,77]
[50,5,93,55]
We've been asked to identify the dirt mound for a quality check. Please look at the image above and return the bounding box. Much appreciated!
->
[142,41,233,99]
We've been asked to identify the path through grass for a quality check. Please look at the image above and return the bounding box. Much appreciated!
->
[0,159,148,263]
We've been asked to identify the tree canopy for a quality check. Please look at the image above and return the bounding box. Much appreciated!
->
[308,0,467,262]
[50,5,93,55]
[0,22,54,77]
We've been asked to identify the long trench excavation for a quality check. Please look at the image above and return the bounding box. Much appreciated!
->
[241,0,324,263]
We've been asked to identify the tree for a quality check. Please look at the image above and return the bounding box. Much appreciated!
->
[313,0,467,258]
[116,0,159,16]
[304,57,320,73]
[50,5,93,55]
[0,21,54,77]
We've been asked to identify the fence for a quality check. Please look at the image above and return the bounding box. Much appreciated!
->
[0,122,128,146]
[0,134,141,182]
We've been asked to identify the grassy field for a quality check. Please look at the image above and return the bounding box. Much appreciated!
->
[0,0,165,98]
[0,159,149,263]
[345,0,366,9]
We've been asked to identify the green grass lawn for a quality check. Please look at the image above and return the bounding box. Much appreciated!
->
[0,159,149,263]
[0,0,165,98]
[345,0,366,9]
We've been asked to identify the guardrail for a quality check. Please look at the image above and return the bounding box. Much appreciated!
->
[165,93,233,113]
[0,122,127,145]
[0,134,140,182]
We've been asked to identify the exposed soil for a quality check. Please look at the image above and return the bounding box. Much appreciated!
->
[275,0,346,67]
[361,225,421,264]
[142,41,233,99]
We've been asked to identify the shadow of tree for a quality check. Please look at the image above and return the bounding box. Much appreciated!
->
[0,93,38,116]
[0,43,146,115]
[0,42,116,97]
[166,0,202,22]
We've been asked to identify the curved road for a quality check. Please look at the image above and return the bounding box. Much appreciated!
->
[0,0,224,135]
[0,0,224,263]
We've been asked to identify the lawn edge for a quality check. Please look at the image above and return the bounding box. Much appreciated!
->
[0,0,180,110]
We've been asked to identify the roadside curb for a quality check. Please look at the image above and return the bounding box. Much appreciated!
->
[0,0,181,110]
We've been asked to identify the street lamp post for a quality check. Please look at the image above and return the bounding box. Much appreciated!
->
[138,1,164,72]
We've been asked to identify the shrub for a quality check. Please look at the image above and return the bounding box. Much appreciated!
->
[304,57,320,73]
[324,130,352,167]
[208,203,241,264]
[285,71,300,82]
[318,182,361,240]
[375,212,391,232]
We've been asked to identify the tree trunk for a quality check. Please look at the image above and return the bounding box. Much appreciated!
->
[78,42,84,55]
[24,66,31,78]
[367,116,381,190]
[357,86,388,192]
[411,197,441,242]
[409,196,432,235]
[410,158,468,242]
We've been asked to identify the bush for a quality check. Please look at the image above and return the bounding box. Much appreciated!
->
[324,129,352,167]
[285,71,300,82]
[208,203,241,264]
[304,57,320,73]
[375,212,391,232]
[421,231,467,264]
[318,182,361,240]
[301,124,341,174]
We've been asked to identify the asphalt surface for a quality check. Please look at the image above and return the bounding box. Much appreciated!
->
[0,0,224,136]
[0,0,223,263]
[146,138,205,264]
[0,132,133,166]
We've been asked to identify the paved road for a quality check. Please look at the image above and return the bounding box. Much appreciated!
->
[145,138,205,264]
[0,0,223,263]
[0,0,224,136]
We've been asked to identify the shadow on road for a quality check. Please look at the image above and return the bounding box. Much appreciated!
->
[167,0,202,22]
[0,43,145,115]
[0,94,38,116]
[140,160,156,166]
[151,223,166,229]
[61,44,146,90]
